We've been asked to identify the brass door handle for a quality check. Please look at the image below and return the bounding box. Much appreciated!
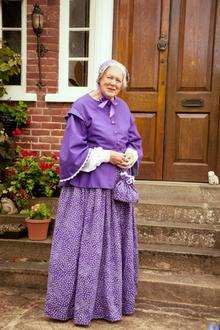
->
[157,34,168,51]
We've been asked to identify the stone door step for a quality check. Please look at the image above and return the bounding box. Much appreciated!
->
[0,260,48,290]
[139,243,220,275]
[137,220,220,249]
[136,181,220,204]
[1,238,219,275]
[135,202,220,225]
[0,260,219,308]
[138,269,220,308]
[139,243,220,257]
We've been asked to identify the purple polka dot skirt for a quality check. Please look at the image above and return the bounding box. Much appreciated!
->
[44,186,139,326]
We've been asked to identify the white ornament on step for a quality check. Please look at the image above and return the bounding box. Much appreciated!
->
[0,197,18,214]
[208,171,219,185]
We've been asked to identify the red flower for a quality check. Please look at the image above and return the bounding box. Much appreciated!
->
[39,161,52,170]
[20,150,38,157]
[30,151,38,157]
[12,128,22,137]
[20,149,30,157]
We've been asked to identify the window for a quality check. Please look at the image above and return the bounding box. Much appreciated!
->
[68,0,90,87]
[45,0,114,102]
[0,0,36,101]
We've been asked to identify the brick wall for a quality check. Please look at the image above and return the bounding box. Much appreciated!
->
[17,0,68,157]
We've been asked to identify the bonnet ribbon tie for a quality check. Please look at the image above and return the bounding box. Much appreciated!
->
[120,171,135,185]
[98,96,117,119]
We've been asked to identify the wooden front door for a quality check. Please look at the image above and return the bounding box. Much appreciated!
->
[113,0,220,182]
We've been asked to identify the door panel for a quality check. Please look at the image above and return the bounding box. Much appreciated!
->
[163,0,220,182]
[113,0,170,179]
[113,0,220,182]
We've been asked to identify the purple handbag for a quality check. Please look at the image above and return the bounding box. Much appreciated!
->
[113,171,139,203]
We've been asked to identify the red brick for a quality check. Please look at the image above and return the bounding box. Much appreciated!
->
[27,43,37,51]
[32,115,52,122]
[28,65,38,73]
[43,52,57,60]
[21,129,31,135]
[27,36,36,43]
[51,130,64,136]
[44,73,58,81]
[39,137,59,143]
[47,87,58,93]
[45,29,59,38]
[42,79,57,86]
[32,129,50,136]
[51,144,61,150]
[19,136,39,143]
[41,65,57,72]
[27,73,39,79]
[27,51,36,59]
[44,109,66,116]
[32,143,50,150]
[41,122,61,129]
[29,122,42,129]
[41,59,57,66]
[27,59,37,65]
[29,108,43,115]
[52,116,64,122]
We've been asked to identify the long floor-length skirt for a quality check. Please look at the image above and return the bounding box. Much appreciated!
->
[44,186,139,326]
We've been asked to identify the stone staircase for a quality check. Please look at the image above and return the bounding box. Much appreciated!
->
[0,181,220,310]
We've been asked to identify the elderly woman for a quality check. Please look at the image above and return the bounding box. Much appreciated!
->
[44,60,143,326]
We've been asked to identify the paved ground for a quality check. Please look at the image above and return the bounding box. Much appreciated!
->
[0,286,219,330]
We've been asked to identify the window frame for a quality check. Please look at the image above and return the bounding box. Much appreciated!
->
[0,0,37,101]
[45,0,114,102]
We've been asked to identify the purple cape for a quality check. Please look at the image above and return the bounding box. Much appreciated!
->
[59,94,143,189]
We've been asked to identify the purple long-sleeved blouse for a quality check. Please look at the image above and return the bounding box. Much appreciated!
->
[59,93,143,189]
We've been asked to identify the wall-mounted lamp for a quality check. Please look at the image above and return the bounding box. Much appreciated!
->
[31,3,48,88]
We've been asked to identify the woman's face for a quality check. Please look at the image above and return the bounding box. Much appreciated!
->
[99,66,123,99]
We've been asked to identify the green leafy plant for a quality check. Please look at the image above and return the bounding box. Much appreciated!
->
[0,45,30,190]
[0,44,21,97]
[20,203,52,220]
[0,101,29,137]
[0,100,28,126]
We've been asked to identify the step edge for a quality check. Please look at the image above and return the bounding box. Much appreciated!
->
[1,263,219,289]
[138,269,220,289]
[137,200,220,209]
[137,221,220,231]
[138,243,220,257]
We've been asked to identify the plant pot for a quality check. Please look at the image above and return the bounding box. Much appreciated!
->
[25,218,51,241]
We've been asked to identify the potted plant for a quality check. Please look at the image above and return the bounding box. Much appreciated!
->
[20,203,52,241]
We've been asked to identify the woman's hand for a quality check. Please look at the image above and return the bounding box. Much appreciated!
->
[109,151,130,169]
